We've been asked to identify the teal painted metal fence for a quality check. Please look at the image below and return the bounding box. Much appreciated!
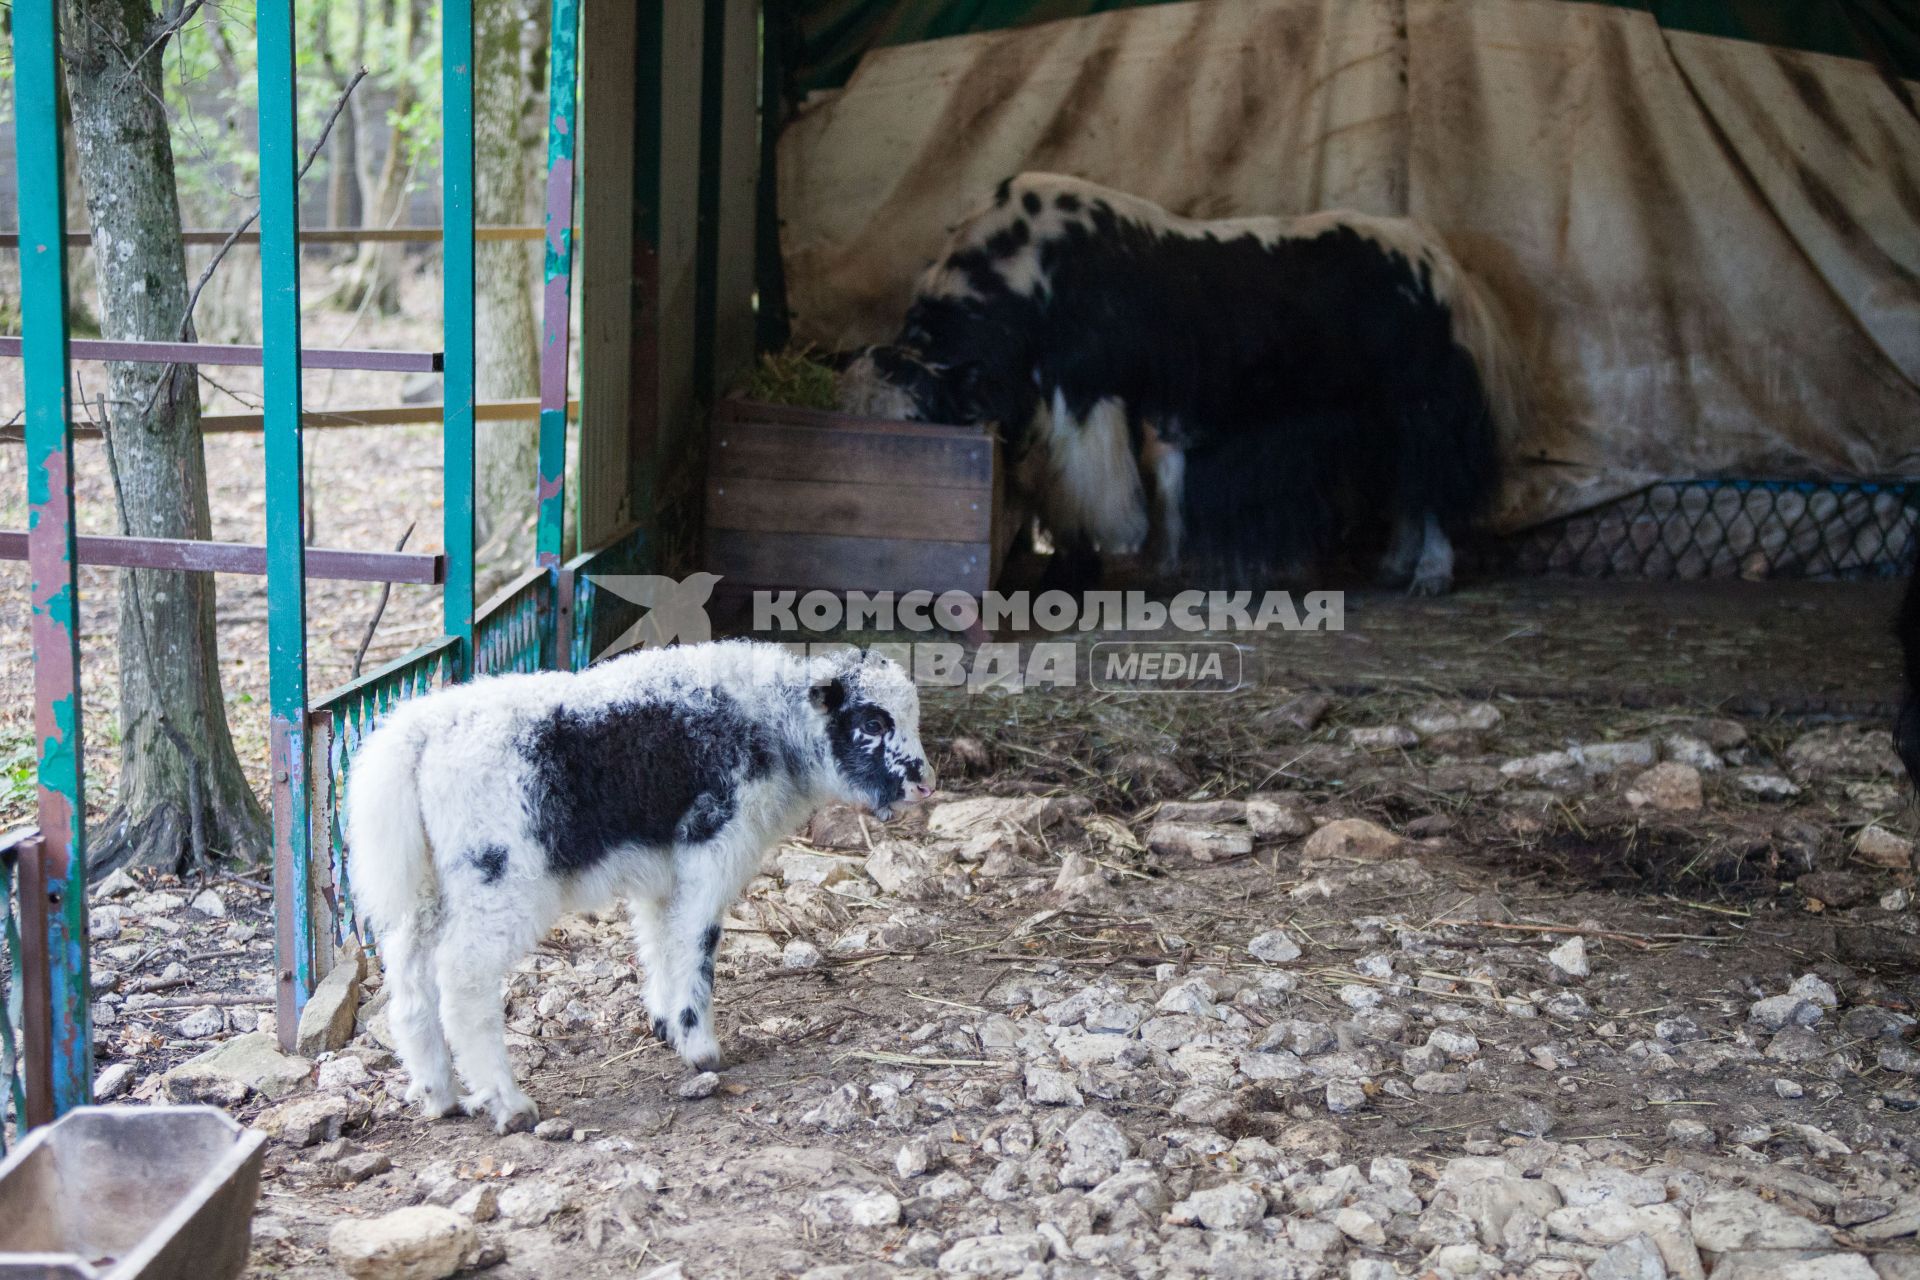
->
[444,0,479,678]
[3,0,645,1134]
[538,0,583,577]
[259,0,318,1049]
[310,638,463,954]
[14,0,93,1121]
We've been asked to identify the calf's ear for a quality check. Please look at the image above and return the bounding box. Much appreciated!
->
[809,677,849,713]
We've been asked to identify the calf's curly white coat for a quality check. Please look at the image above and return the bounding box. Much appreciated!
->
[346,642,932,1132]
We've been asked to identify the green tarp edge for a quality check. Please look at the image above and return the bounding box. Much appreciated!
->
[780,0,1920,98]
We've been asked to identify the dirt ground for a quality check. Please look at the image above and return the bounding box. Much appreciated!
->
[55,578,1920,1280]
[4,262,1919,1280]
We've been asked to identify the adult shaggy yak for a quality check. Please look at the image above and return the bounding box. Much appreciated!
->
[840,173,1524,594]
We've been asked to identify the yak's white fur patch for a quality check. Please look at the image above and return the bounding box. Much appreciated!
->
[1022,390,1149,554]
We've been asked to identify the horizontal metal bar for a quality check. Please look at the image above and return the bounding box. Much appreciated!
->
[0,337,442,372]
[0,399,579,442]
[0,532,444,583]
[0,226,554,246]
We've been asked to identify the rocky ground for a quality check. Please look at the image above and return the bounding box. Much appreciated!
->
[72,656,1920,1280]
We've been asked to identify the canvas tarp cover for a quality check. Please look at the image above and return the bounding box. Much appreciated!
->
[777,0,1920,529]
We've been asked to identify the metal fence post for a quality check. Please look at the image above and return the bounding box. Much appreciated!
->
[14,0,94,1119]
[259,0,316,1051]
[539,0,582,598]
[444,0,477,679]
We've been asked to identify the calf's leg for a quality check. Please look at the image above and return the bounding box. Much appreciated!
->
[379,914,459,1119]
[434,881,546,1133]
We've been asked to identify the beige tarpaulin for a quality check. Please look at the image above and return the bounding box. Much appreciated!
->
[778,0,1920,529]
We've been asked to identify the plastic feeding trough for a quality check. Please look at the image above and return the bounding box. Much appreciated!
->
[0,1106,266,1280]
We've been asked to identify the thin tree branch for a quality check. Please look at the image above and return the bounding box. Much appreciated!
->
[352,522,415,678]
[137,65,368,426]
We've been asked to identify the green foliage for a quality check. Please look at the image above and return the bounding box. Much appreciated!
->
[156,1,447,226]
[0,729,33,826]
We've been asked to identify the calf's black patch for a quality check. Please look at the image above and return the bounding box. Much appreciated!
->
[471,846,507,885]
[519,689,779,874]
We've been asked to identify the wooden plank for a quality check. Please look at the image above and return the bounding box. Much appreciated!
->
[707,529,990,596]
[0,399,576,442]
[708,476,992,542]
[712,0,760,395]
[578,0,640,549]
[0,226,550,246]
[714,396,984,440]
[0,531,444,583]
[711,420,993,488]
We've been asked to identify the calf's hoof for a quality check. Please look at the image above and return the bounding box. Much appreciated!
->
[463,1087,539,1135]
[406,1081,461,1121]
[677,1026,724,1073]
[1407,573,1452,598]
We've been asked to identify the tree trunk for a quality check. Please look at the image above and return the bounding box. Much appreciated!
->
[319,0,366,233]
[326,0,427,314]
[472,0,541,584]
[62,0,269,873]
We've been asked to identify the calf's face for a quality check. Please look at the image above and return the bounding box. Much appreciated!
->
[812,656,935,819]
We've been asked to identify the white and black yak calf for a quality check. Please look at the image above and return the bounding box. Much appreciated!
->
[346,642,933,1133]
[840,173,1522,594]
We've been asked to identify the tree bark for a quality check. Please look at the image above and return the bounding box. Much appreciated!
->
[326,0,427,314]
[472,0,541,582]
[62,0,269,873]
[319,0,366,233]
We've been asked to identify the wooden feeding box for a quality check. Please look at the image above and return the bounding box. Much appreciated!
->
[706,399,1017,597]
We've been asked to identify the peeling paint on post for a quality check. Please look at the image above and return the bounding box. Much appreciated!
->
[539,0,582,595]
[444,0,477,677]
[14,0,94,1120]
[258,0,315,1050]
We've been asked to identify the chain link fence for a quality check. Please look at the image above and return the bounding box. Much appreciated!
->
[1502,480,1917,581]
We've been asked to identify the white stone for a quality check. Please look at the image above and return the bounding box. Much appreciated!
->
[1503,751,1579,780]
[1788,974,1839,1010]
[1248,930,1302,964]
[677,1071,720,1100]
[1025,1067,1083,1106]
[1301,818,1404,861]
[1576,740,1657,772]
[317,1055,372,1091]
[1349,725,1417,750]
[1737,773,1801,800]
[327,1207,473,1280]
[1751,995,1822,1031]
[1546,1202,1704,1280]
[93,1061,134,1101]
[1588,1235,1669,1280]
[165,1031,311,1102]
[1690,1190,1832,1251]
[175,1005,224,1039]
[297,947,364,1057]
[1411,703,1503,735]
[1854,826,1914,869]
[1549,936,1591,978]
[778,849,854,887]
[1170,1181,1267,1230]
[782,939,824,970]
[937,1232,1051,1275]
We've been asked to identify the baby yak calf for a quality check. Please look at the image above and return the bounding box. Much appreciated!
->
[347,642,933,1133]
